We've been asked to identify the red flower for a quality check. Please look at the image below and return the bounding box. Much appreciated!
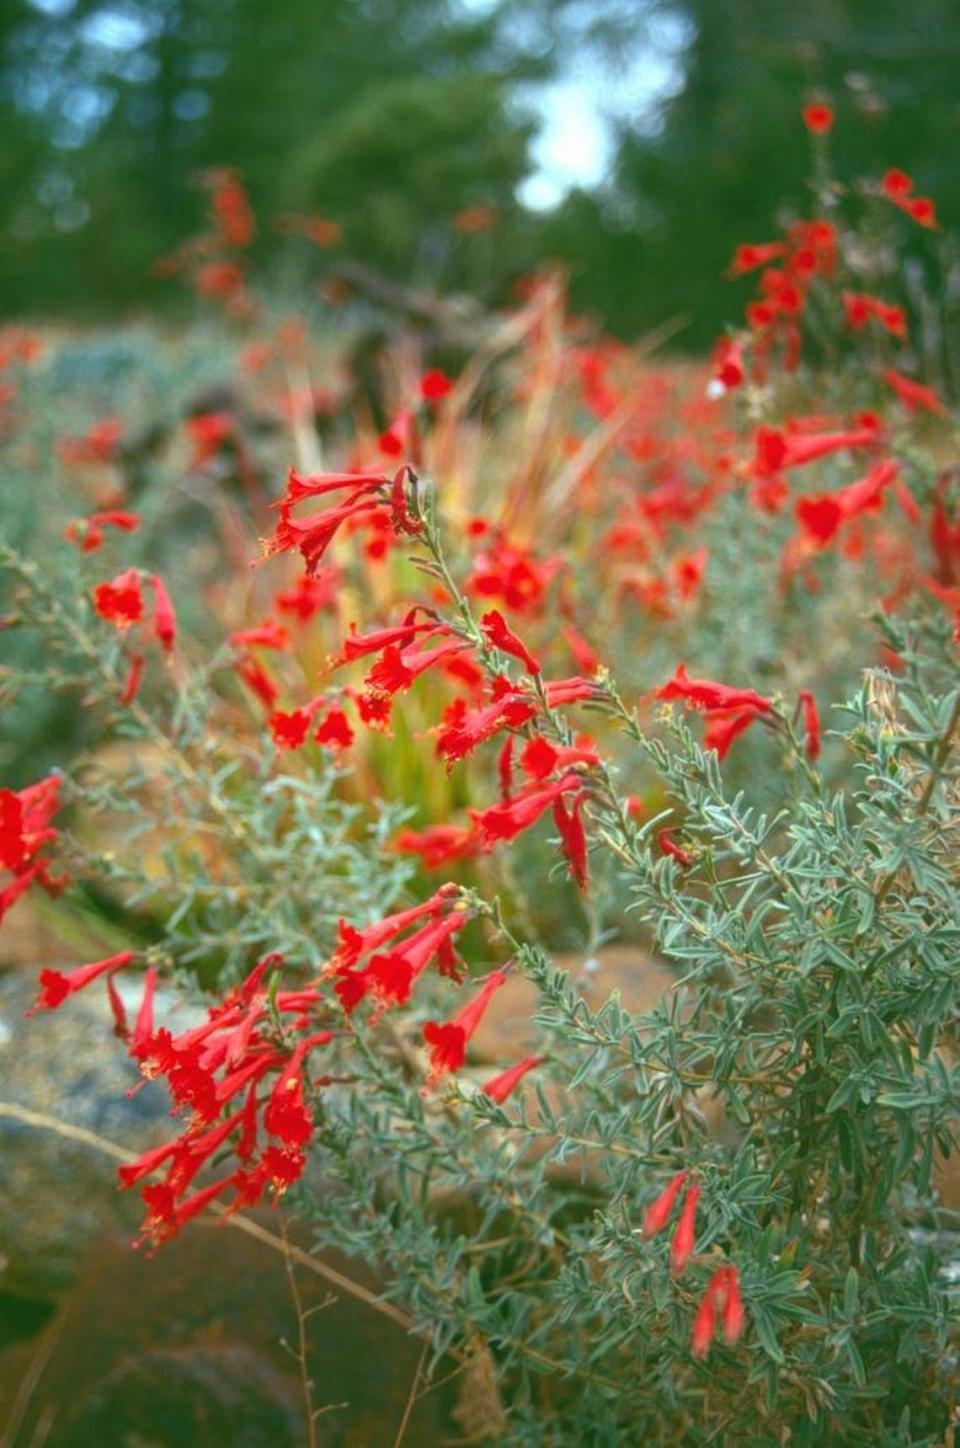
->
[691,1280,717,1359]
[393,824,480,870]
[121,653,145,706]
[28,951,136,1014]
[802,103,834,134]
[481,1054,545,1104]
[642,1170,688,1237]
[670,1181,700,1273]
[882,369,947,416]
[314,706,354,749]
[656,663,773,716]
[260,467,391,576]
[420,368,454,402]
[797,690,821,760]
[729,242,787,277]
[658,829,694,868]
[470,773,583,847]
[481,609,541,675]
[230,621,290,651]
[882,168,913,199]
[692,1265,744,1357]
[94,569,144,629]
[553,793,588,889]
[150,575,177,653]
[234,654,279,711]
[65,509,139,552]
[423,969,509,1086]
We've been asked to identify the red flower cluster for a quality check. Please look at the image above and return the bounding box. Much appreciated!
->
[92,568,177,700]
[260,466,420,576]
[881,169,938,230]
[0,775,64,922]
[642,1170,744,1357]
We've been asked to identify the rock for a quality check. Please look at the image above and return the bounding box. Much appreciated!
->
[0,967,188,1303]
[54,1346,302,1448]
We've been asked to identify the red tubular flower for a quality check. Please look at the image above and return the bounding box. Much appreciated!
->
[802,102,834,134]
[658,829,694,868]
[882,168,913,199]
[720,1265,745,1343]
[260,467,391,576]
[797,690,821,760]
[670,1182,700,1273]
[234,654,279,711]
[65,509,140,552]
[435,690,537,763]
[94,568,144,629]
[470,773,583,848]
[691,1281,718,1359]
[150,575,177,653]
[553,793,588,889]
[882,369,947,416]
[331,612,438,667]
[229,621,290,652]
[729,241,786,277]
[561,623,600,675]
[421,368,454,402]
[28,951,136,1014]
[656,663,773,716]
[481,1054,545,1104]
[393,823,480,870]
[314,706,354,749]
[120,653,145,706]
[642,1169,689,1237]
[751,424,878,478]
[702,707,764,759]
[269,706,313,750]
[481,610,541,674]
[423,969,509,1086]
[328,888,458,973]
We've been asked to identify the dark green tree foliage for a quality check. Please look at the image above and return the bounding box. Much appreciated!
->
[543,0,960,345]
[0,0,545,314]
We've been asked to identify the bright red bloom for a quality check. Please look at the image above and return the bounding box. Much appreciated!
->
[120,652,145,706]
[481,609,541,674]
[905,196,937,229]
[642,1169,688,1237]
[553,793,588,889]
[882,168,913,199]
[797,690,821,760]
[423,969,509,1086]
[420,369,454,402]
[729,241,787,277]
[702,707,765,759]
[670,1182,700,1273]
[28,951,136,1014]
[882,369,947,416]
[435,689,537,763]
[65,509,139,552]
[230,621,290,652]
[269,706,313,750]
[658,830,694,868]
[274,569,341,622]
[656,663,773,715]
[150,575,177,653]
[691,1280,717,1359]
[751,424,878,478]
[481,1054,545,1104]
[260,467,390,576]
[234,654,279,711]
[841,292,907,339]
[94,569,144,630]
[187,411,234,469]
[314,706,354,749]
[802,103,834,134]
[470,773,583,848]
